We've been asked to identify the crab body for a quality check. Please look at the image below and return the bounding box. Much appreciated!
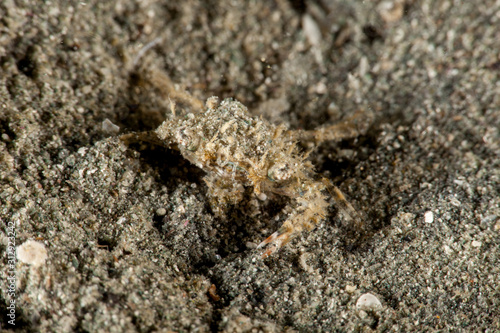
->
[121,71,370,257]
[154,98,330,252]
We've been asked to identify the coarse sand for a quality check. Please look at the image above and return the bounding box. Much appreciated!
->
[1,1,499,332]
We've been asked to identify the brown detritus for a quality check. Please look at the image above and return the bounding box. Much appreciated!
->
[207,284,221,302]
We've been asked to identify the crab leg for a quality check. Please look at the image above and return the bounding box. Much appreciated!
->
[257,228,293,258]
[289,109,373,145]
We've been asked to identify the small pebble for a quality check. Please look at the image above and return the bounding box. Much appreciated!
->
[102,118,120,134]
[156,208,167,216]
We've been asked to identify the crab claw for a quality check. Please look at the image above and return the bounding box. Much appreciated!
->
[257,230,291,258]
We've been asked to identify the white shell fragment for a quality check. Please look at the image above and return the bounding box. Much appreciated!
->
[17,240,48,267]
[356,293,382,311]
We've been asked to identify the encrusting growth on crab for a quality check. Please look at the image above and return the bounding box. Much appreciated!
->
[120,70,371,258]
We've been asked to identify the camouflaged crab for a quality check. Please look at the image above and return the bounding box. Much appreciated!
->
[121,70,371,258]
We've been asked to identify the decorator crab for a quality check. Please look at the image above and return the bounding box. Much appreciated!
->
[121,69,371,258]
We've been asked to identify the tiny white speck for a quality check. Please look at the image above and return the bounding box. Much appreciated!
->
[77,147,88,156]
[450,197,461,207]
[345,285,356,293]
[424,211,434,223]
[471,240,482,248]
[314,82,327,95]
[257,192,267,201]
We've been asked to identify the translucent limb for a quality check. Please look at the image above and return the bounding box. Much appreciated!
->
[119,130,165,146]
[329,184,367,232]
[290,109,373,145]
[147,69,205,113]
